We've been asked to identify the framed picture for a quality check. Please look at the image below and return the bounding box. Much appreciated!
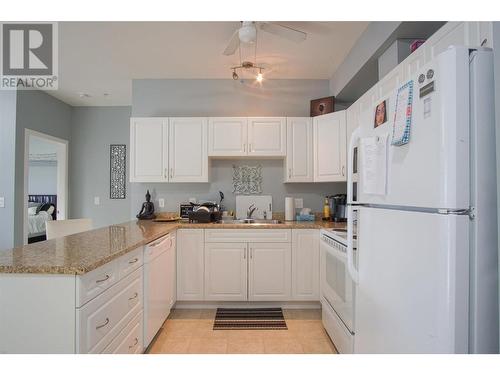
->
[310,96,335,117]
[374,100,388,128]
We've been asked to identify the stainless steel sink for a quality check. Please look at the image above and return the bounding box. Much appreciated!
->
[218,219,283,224]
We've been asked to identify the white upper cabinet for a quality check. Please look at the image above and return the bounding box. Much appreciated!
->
[285,117,313,182]
[130,117,168,182]
[209,117,286,158]
[247,117,286,157]
[168,117,208,182]
[208,117,248,157]
[313,111,347,182]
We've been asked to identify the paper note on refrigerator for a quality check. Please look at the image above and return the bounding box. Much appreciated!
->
[360,134,388,195]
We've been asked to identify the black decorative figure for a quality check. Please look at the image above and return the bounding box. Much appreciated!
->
[136,190,156,220]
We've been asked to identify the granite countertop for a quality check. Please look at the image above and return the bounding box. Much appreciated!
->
[0,219,346,275]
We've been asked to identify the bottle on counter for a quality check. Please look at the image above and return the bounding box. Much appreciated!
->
[322,197,330,221]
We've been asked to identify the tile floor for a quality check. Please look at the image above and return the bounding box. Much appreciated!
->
[147,309,337,354]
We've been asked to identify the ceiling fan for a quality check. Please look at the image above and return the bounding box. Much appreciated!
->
[223,21,307,56]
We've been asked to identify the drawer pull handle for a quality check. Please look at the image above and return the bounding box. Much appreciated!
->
[96,275,110,283]
[128,258,139,264]
[96,318,110,330]
[129,337,138,349]
[128,292,139,301]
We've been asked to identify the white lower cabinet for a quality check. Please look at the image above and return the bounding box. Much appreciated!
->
[204,242,247,301]
[103,311,143,354]
[76,267,143,354]
[248,242,292,301]
[176,229,205,300]
[292,229,319,300]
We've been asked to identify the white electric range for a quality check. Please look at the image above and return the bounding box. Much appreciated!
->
[320,227,357,354]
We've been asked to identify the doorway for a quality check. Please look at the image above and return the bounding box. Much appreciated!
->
[23,129,68,244]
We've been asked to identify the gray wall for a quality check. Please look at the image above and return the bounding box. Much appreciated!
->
[0,92,17,250]
[132,160,346,217]
[28,163,58,195]
[132,79,329,117]
[131,79,345,217]
[70,107,132,228]
[493,22,500,344]
[14,91,72,246]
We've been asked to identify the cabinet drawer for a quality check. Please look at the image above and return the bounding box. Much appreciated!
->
[102,311,143,354]
[118,247,144,279]
[76,260,119,307]
[205,229,291,243]
[76,267,143,354]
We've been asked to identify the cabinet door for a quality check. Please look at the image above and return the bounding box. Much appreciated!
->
[208,117,248,156]
[176,229,204,300]
[248,242,291,301]
[291,230,319,300]
[169,117,208,182]
[313,111,347,182]
[130,117,168,182]
[247,117,286,157]
[285,117,313,182]
[204,243,247,301]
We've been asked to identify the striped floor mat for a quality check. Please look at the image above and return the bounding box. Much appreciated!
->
[213,308,287,330]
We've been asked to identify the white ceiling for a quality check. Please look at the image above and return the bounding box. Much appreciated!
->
[51,21,369,106]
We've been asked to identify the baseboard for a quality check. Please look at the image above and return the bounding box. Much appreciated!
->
[173,301,321,309]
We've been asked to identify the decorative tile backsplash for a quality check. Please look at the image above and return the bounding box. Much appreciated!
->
[232,165,262,195]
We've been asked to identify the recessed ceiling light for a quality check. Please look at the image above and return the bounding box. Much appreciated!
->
[77,92,91,98]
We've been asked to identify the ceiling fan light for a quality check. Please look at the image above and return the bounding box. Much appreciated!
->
[256,71,263,82]
[239,24,257,44]
[232,70,239,80]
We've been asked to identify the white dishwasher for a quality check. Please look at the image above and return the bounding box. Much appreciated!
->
[143,233,174,349]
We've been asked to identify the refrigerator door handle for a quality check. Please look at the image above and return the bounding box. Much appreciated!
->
[347,205,359,284]
[347,128,360,284]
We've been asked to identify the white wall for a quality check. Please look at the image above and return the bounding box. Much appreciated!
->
[28,136,59,195]
[28,163,58,195]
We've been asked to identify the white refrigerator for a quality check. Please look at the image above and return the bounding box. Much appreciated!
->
[346,46,499,353]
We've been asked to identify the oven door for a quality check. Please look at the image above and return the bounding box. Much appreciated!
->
[320,237,355,333]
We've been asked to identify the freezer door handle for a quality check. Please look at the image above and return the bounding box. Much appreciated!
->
[346,127,360,284]
[347,128,360,205]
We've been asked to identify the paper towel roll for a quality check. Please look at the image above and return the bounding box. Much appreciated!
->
[285,197,295,221]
